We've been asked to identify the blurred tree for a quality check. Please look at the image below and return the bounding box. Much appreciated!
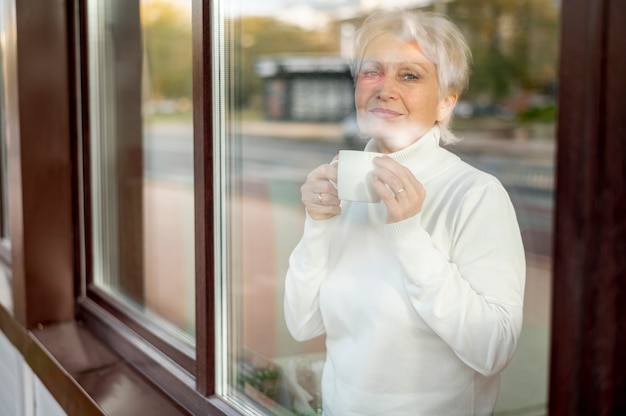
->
[141,1,192,102]
[226,16,339,109]
[447,0,559,105]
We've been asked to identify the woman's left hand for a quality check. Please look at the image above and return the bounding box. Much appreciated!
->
[372,156,426,223]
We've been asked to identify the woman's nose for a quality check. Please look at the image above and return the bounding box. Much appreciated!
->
[377,76,398,100]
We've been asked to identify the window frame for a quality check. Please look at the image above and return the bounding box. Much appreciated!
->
[0,0,624,414]
[69,0,626,413]
[72,0,225,413]
[76,0,197,376]
[549,0,626,414]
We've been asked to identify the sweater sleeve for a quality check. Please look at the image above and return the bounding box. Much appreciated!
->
[386,182,526,377]
[284,213,338,341]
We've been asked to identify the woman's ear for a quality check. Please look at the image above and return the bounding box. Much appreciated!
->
[436,94,458,122]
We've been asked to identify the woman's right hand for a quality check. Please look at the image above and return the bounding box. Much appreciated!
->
[301,158,340,221]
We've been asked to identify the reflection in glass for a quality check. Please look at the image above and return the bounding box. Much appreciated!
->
[218,1,557,415]
[0,257,11,313]
[87,0,195,342]
[0,12,9,240]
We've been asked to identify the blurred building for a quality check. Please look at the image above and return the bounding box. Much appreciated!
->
[255,55,354,122]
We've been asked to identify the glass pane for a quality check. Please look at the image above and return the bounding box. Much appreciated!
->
[0,261,10,313]
[87,0,195,342]
[0,1,10,240]
[0,0,15,316]
[217,1,557,415]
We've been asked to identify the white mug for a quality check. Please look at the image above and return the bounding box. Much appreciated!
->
[337,150,383,203]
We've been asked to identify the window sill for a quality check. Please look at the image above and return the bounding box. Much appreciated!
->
[0,304,188,415]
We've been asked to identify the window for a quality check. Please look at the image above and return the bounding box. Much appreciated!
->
[216,0,558,415]
[0,53,8,242]
[0,0,13,313]
[74,0,562,411]
[85,0,195,351]
[79,2,214,411]
[0,1,10,243]
[0,55,8,304]
[2,0,625,414]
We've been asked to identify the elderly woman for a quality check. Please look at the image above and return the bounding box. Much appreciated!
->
[284,9,525,416]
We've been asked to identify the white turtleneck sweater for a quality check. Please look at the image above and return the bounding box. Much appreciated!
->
[284,126,526,416]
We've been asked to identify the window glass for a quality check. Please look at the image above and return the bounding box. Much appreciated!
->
[87,0,194,342]
[0,0,16,316]
[0,2,10,241]
[218,0,557,415]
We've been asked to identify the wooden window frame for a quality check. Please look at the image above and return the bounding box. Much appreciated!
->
[549,0,626,414]
[75,0,196,377]
[72,0,229,413]
[0,0,624,414]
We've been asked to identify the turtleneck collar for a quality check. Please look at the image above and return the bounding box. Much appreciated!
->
[363,125,457,182]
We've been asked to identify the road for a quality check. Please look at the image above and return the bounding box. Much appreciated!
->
[143,121,554,257]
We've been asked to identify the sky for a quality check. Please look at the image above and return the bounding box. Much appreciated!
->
[234,0,357,16]
[228,0,435,17]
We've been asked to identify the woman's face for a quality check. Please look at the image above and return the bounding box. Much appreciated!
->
[355,32,456,153]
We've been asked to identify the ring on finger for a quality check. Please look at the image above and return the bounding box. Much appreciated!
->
[317,193,324,205]
[394,188,405,196]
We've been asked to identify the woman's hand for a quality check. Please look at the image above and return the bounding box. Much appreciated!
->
[372,156,426,223]
[301,157,340,221]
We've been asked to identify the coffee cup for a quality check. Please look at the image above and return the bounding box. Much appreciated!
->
[337,150,383,203]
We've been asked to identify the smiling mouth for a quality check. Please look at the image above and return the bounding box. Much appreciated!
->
[370,108,403,119]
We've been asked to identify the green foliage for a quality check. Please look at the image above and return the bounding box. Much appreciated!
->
[517,103,556,123]
[142,2,192,101]
[226,17,339,109]
[239,366,281,398]
[447,0,559,102]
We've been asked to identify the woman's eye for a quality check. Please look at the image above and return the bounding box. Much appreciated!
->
[401,72,420,81]
[362,70,379,77]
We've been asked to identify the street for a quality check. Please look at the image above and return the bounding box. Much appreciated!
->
[143,121,555,258]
